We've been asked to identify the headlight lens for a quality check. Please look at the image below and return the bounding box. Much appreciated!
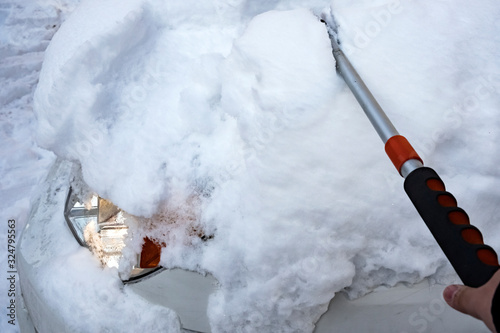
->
[64,188,163,283]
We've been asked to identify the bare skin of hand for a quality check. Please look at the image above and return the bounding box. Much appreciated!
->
[443,269,500,333]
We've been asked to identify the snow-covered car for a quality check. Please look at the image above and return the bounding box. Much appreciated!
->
[17,158,490,333]
[15,0,500,332]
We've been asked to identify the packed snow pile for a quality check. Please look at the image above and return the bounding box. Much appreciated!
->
[23,0,500,331]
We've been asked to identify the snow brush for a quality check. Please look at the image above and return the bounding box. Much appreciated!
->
[321,15,499,287]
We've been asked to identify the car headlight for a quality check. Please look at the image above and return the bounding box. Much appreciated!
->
[64,187,164,283]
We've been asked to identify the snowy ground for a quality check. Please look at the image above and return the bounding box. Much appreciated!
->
[0,0,79,331]
[2,0,500,332]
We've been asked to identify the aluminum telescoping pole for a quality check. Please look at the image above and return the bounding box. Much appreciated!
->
[329,34,398,143]
[327,30,423,178]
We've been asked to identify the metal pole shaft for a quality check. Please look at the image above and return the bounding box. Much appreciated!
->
[329,36,399,144]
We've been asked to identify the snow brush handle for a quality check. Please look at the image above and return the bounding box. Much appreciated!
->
[322,21,499,287]
[404,167,499,287]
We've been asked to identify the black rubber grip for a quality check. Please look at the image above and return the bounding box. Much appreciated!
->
[404,167,499,287]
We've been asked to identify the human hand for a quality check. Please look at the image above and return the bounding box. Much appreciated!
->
[443,269,500,332]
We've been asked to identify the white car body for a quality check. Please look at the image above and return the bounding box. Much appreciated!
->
[16,158,489,332]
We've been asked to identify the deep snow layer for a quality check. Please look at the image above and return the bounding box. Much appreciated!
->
[3,0,500,332]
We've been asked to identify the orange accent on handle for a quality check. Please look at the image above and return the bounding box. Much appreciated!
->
[426,178,445,191]
[448,211,469,225]
[461,228,484,244]
[385,135,423,175]
[437,194,457,207]
[478,248,500,266]
[424,177,500,268]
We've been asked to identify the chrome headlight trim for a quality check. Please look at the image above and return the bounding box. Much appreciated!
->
[64,187,164,283]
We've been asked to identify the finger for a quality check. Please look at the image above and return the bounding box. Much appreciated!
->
[443,284,482,320]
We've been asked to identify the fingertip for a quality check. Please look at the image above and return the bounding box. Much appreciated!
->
[443,284,460,305]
